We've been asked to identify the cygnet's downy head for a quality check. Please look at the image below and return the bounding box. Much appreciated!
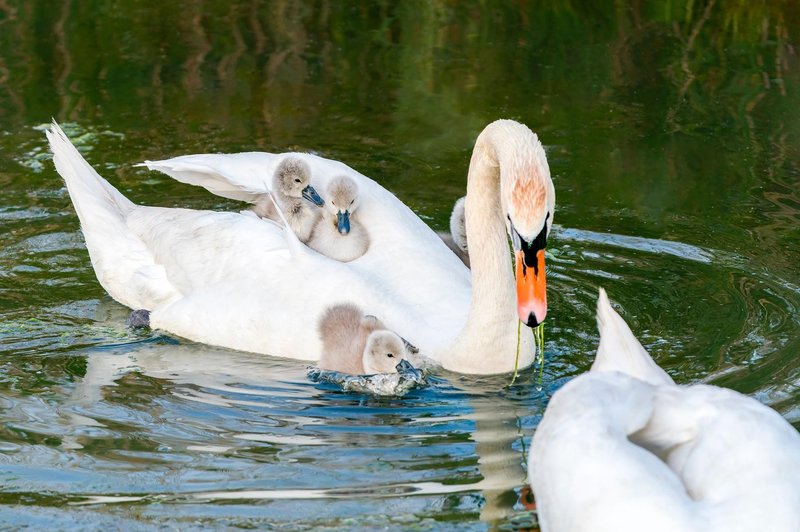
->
[324,175,360,235]
[450,196,467,253]
[273,157,324,206]
[362,330,406,374]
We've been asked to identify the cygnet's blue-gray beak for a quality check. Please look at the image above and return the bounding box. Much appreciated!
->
[302,185,325,206]
[395,359,415,372]
[337,210,351,234]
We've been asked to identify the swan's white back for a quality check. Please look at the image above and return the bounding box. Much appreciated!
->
[530,372,700,532]
[47,122,472,362]
[529,288,800,532]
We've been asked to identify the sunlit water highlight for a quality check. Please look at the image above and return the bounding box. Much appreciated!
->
[1,2,799,529]
[1,216,797,528]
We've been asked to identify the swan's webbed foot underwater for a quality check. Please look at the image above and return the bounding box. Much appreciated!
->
[126,309,151,329]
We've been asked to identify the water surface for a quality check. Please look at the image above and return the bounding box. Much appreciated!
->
[1,2,799,529]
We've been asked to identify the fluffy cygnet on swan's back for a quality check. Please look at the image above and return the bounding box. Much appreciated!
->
[318,303,410,375]
[251,156,324,241]
[307,176,370,262]
[438,196,469,267]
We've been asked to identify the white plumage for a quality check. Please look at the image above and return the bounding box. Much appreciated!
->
[529,288,800,532]
[47,119,554,374]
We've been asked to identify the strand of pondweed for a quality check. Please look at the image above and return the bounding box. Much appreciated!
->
[535,322,545,387]
[509,319,522,386]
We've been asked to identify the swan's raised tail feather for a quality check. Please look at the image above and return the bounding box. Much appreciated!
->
[592,288,674,386]
[47,121,180,310]
[46,121,136,218]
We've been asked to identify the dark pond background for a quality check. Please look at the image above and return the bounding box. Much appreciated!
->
[0,1,799,529]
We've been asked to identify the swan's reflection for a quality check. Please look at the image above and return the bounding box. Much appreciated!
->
[449,375,532,523]
[65,337,537,524]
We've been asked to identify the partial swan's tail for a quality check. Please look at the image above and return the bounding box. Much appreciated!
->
[592,288,674,386]
[47,121,179,310]
[47,121,135,220]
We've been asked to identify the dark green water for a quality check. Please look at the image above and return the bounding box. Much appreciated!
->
[1,1,799,529]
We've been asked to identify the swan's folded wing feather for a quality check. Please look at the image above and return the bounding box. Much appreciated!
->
[639,385,800,491]
[126,206,299,292]
[630,384,800,530]
[530,373,698,532]
[137,150,472,356]
[138,152,278,203]
[592,288,674,386]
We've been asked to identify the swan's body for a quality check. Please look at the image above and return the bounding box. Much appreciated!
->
[48,119,553,374]
[529,289,800,532]
[249,156,324,241]
[308,176,369,262]
[438,196,469,267]
[318,303,407,375]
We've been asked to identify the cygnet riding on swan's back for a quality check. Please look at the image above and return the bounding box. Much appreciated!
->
[438,196,469,267]
[250,156,324,241]
[48,119,553,375]
[307,176,369,262]
[318,303,410,375]
[529,289,800,532]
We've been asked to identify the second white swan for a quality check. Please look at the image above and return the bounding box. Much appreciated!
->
[529,289,800,531]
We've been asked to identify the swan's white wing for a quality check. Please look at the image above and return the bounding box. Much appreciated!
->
[633,384,800,530]
[530,369,800,532]
[126,206,294,291]
[139,151,471,279]
[534,288,800,531]
[138,152,277,202]
[592,288,674,386]
[530,372,699,532]
[118,204,467,360]
[139,151,383,205]
[138,151,474,357]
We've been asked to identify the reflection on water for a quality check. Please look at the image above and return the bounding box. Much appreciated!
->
[1,0,799,528]
[0,220,796,527]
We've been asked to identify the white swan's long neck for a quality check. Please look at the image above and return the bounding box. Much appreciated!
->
[442,124,537,374]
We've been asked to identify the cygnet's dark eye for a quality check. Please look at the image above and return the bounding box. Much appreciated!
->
[349,199,354,205]
[386,353,394,358]
[294,178,301,183]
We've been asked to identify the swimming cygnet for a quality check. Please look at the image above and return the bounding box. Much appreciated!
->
[250,156,324,241]
[307,176,369,262]
[318,303,410,375]
[438,196,469,267]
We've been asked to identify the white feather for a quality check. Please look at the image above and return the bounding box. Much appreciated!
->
[593,287,673,386]
[529,288,800,532]
[49,119,553,374]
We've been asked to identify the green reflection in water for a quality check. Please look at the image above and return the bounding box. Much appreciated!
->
[0,1,799,529]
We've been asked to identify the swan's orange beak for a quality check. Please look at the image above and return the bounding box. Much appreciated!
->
[516,249,547,327]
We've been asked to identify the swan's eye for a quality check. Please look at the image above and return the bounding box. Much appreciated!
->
[349,200,354,206]
[294,178,301,183]
[386,353,394,358]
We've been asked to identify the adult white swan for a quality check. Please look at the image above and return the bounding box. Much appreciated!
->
[529,289,800,531]
[47,119,554,375]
